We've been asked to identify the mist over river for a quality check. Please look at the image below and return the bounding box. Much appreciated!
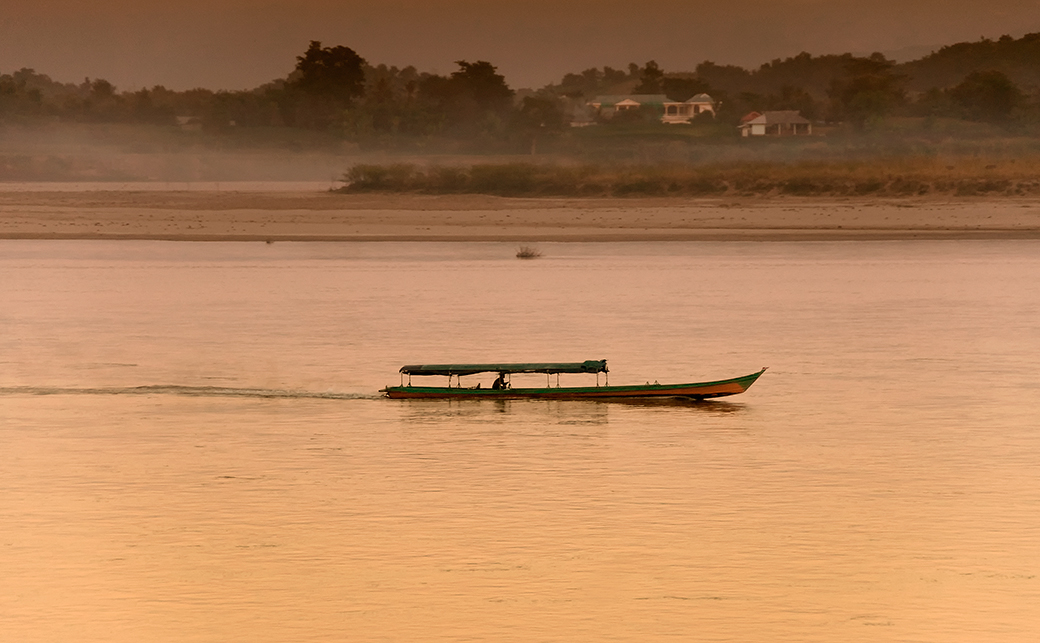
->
[2,239,1038,642]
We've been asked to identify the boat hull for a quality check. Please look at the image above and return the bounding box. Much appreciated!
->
[381,368,766,400]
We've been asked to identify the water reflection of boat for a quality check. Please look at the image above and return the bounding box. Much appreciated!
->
[397,398,612,426]
[380,360,766,401]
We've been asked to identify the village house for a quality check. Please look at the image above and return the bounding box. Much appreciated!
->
[739,110,812,136]
[587,93,716,124]
[588,94,668,117]
[662,93,716,123]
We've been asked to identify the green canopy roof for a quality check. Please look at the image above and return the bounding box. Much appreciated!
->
[400,360,608,376]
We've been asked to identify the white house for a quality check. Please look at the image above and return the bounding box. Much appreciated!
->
[588,94,669,117]
[588,93,716,124]
[739,111,812,136]
[661,94,716,123]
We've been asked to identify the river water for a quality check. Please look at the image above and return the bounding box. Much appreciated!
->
[2,239,1038,642]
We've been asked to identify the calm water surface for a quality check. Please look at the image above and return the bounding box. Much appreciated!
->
[1,240,1038,642]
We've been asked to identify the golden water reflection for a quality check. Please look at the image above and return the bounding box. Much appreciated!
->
[2,240,1038,642]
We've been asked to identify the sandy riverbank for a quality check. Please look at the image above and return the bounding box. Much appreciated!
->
[1,190,1039,241]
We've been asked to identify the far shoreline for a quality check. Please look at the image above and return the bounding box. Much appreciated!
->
[2,190,1039,242]
[3,230,1039,243]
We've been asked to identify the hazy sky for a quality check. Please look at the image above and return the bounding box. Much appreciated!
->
[4,1,1040,91]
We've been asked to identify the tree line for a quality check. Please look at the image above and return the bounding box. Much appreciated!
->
[4,33,1040,147]
[0,42,537,140]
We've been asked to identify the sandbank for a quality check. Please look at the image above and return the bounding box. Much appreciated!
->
[1,190,1039,242]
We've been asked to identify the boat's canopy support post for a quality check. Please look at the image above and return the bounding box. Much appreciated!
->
[557,373,560,388]
[546,373,550,387]
[401,373,404,386]
[596,373,599,386]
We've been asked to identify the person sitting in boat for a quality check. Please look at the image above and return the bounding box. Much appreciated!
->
[492,372,507,390]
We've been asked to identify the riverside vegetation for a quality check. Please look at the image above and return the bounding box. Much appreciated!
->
[339,156,1040,198]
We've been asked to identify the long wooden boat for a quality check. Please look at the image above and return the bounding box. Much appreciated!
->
[380,360,766,400]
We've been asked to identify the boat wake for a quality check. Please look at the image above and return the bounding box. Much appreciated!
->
[0,385,380,400]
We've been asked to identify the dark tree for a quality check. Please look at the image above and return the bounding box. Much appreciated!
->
[292,41,367,107]
[544,66,631,100]
[662,76,712,102]
[412,60,514,136]
[694,61,753,94]
[285,41,367,129]
[450,60,513,113]
[827,54,906,128]
[366,77,398,132]
[90,78,116,98]
[0,71,44,119]
[512,95,565,153]
[556,68,603,99]
[633,61,664,94]
[767,85,818,119]
[949,70,1024,123]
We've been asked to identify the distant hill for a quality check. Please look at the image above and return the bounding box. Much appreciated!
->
[548,33,1040,101]
[693,54,854,100]
[875,44,946,63]
[899,33,1040,92]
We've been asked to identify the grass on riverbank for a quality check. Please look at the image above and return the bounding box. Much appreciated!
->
[338,157,1040,198]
